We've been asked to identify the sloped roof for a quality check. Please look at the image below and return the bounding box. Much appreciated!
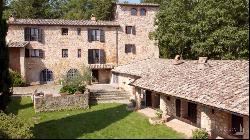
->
[8,19,120,27]
[8,41,29,48]
[116,2,160,7]
[112,58,249,116]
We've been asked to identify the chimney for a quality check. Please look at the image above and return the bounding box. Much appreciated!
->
[197,57,210,70]
[90,14,96,21]
[8,14,16,22]
[173,55,184,65]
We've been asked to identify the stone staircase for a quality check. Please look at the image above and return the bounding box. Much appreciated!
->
[88,84,131,104]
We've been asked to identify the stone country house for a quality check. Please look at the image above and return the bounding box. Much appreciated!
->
[112,57,249,139]
[6,3,159,85]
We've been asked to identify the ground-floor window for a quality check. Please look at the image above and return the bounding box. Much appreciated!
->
[67,69,79,80]
[112,74,119,83]
[231,114,243,138]
[40,69,53,84]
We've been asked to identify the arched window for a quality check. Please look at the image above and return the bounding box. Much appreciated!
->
[131,8,137,16]
[67,69,79,79]
[40,69,53,84]
[140,8,146,16]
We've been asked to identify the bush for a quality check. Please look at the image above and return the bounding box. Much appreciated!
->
[192,128,209,139]
[155,109,163,118]
[9,69,25,87]
[0,112,33,139]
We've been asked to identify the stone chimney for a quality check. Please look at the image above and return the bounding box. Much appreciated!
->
[197,57,210,70]
[90,14,96,21]
[8,14,16,22]
[173,55,184,65]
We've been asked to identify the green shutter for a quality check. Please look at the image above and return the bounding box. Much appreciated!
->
[132,26,136,35]
[24,27,30,41]
[88,29,92,42]
[100,29,105,42]
[38,29,43,43]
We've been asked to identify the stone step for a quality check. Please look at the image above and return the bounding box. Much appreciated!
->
[89,96,129,100]
[90,91,129,95]
[89,99,130,104]
[90,94,130,98]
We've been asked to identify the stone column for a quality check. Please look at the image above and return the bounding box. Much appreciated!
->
[160,95,167,120]
[200,106,213,136]
[243,116,249,139]
[135,87,141,110]
[20,48,26,81]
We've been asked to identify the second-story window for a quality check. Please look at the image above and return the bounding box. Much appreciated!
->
[62,49,68,58]
[88,49,105,64]
[24,27,43,42]
[78,49,81,58]
[62,28,68,35]
[131,8,137,16]
[77,28,81,35]
[88,29,105,42]
[125,26,136,35]
[125,44,136,54]
[140,8,146,16]
[25,49,44,58]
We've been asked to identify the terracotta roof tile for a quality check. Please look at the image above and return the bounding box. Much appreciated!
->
[8,41,29,48]
[112,58,249,116]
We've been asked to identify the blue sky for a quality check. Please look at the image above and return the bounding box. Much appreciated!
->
[119,0,141,3]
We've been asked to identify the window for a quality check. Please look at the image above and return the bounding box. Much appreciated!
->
[131,8,137,16]
[231,114,243,138]
[88,49,105,64]
[24,27,43,42]
[77,28,81,35]
[40,69,53,84]
[78,49,81,58]
[62,28,68,35]
[140,8,146,16]
[25,49,44,58]
[167,96,170,101]
[113,74,119,84]
[125,26,136,35]
[125,44,136,54]
[88,29,105,42]
[62,49,68,58]
[67,69,79,79]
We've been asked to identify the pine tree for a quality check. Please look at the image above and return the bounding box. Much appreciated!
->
[0,0,11,111]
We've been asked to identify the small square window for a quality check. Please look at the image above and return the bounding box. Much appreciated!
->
[77,28,81,35]
[78,49,81,58]
[126,26,132,34]
[62,28,68,35]
[62,49,68,58]
[125,44,136,54]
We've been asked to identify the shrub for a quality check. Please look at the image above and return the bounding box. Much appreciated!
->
[9,69,25,87]
[60,66,91,94]
[192,128,209,139]
[0,112,33,139]
[155,109,163,118]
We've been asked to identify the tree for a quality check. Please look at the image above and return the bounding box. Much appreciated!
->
[154,0,249,60]
[0,0,11,111]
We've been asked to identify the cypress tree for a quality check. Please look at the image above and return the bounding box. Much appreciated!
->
[0,0,11,111]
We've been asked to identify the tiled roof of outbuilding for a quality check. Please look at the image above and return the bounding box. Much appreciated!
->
[8,19,120,27]
[112,58,249,116]
[116,2,160,7]
[8,41,29,48]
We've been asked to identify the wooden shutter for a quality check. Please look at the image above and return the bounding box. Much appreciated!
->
[132,26,136,35]
[88,29,92,42]
[39,49,44,58]
[24,27,30,41]
[100,49,106,64]
[132,44,136,54]
[88,49,93,64]
[38,29,43,43]
[25,49,30,57]
[125,44,129,53]
[100,29,105,42]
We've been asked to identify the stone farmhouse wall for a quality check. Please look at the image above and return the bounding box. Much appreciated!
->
[33,91,89,113]
[7,25,117,85]
[115,4,159,65]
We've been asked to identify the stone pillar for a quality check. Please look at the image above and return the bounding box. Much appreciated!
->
[243,116,249,139]
[20,48,26,81]
[160,95,167,120]
[200,106,213,135]
[135,87,141,110]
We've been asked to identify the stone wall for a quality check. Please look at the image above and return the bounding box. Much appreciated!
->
[33,91,89,113]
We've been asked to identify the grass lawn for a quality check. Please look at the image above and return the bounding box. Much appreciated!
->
[6,97,186,139]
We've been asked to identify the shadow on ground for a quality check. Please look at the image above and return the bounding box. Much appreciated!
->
[32,104,131,139]
[7,96,33,115]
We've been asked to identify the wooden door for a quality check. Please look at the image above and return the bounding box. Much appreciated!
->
[188,102,197,123]
[146,91,152,107]
[176,99,181,117]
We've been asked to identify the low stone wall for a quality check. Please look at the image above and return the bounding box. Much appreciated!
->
[33,91,89,113]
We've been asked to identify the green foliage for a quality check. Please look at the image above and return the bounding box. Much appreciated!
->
[9,69,25,87]
[155,108,163,118]
[192,128,209,139]
[154,0,249,60]
[0,112,33,139]
[60,66,92,94]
